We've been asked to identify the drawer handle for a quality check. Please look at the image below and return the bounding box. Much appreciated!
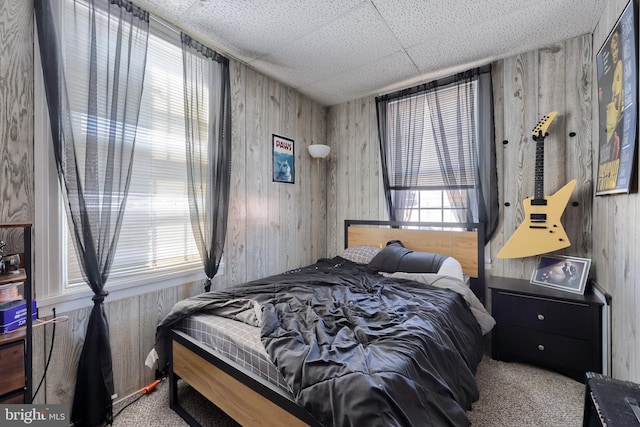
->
[537,314,545,321]
[537,344,545,351]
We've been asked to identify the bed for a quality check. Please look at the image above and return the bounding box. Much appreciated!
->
[152,220,493,426]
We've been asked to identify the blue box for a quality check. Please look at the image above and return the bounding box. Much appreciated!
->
[0,299,37,333]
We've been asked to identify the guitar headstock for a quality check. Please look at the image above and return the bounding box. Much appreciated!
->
[531,111,558,140]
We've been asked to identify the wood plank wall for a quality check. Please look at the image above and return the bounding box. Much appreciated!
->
[325,97,387,255]
[491,35,593,278]
[0,0,33,232]
[591,0,640,383]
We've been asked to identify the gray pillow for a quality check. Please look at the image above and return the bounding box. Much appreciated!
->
[340,246,382,264]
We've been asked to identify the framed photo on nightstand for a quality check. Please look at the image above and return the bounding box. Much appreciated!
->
[530,254,591,295]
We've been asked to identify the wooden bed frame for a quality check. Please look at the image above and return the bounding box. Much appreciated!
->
[345,220,485,301]
[169,220,485,426]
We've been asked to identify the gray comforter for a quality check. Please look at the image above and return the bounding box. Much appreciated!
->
[155,257,484,426]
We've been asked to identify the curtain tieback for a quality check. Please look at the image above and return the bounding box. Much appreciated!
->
[204,277,212,292]
[92,290,109,304]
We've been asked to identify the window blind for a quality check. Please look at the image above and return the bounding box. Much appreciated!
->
[63,6,201,286]
[384,81,478,190]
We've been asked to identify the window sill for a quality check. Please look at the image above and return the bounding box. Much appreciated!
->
[37,265,218,317]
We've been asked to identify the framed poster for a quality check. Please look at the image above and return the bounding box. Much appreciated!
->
[530,255,591,295]
[273,134,295,184]
[595,0,638,195]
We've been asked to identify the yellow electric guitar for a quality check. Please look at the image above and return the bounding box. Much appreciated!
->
[497,111,576,259]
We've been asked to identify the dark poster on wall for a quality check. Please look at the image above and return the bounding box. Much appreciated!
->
[596,0,638,195]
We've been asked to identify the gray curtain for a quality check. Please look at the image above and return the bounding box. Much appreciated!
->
[375,94,426,222]
[35,0,149,425]
[181,34,232,292]
[376,66,498,242]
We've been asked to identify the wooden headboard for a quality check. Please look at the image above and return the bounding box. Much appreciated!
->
[344,220,485,301]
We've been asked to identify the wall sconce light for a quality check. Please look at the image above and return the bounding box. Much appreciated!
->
[308,144,330,163]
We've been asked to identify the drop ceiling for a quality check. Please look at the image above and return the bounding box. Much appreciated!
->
[132,0,607,106]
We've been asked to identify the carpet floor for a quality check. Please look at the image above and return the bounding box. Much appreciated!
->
[112,355,585,426]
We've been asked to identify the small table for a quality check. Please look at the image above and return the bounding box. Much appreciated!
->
[583,372,640,426]
[489,276,603,382]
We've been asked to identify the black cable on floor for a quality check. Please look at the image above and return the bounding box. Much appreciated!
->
[113,378,165,421]
[113,393,146,420]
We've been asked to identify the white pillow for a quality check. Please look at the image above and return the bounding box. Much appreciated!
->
[436,257,464,282]
[340,246,382,264]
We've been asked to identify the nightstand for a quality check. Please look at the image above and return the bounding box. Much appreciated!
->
[489,276,603,382]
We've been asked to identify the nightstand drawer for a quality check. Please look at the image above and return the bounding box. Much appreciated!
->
[493,290,593,340]
[494,324,594,372]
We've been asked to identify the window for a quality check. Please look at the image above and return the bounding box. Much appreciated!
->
[35,4,209,314]
[376,67,497,240]
[385,80,478,222]
[404,190,467,223]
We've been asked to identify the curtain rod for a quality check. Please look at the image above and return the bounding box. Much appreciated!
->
[149,10,237,63]
[376,64,492,102]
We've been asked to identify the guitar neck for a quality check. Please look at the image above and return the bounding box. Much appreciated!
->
[530,112,557,206]
[533,135,546,204]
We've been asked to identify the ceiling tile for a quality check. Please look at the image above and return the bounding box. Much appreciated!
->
[129,0,607,106]
[174,0,364,61]
[300,51,419,105]
[132,0,198,24]
[250,2,404,89]
[371,0,523,49]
